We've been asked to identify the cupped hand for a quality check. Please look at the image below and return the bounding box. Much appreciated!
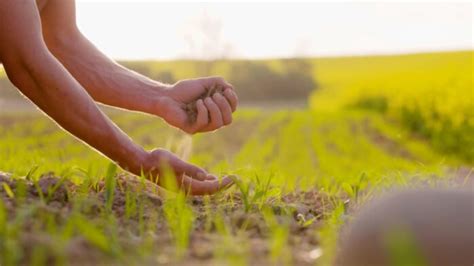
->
[140,148,234,195]
[157,76,238,134]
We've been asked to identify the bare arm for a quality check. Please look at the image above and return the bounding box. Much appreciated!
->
[40,0,238,134]
[0,0,231,195]
[0,0,146,171]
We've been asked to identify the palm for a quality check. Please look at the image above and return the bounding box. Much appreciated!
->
[162,97,189,127]
[170,80,205,103]
[144,149,234,195]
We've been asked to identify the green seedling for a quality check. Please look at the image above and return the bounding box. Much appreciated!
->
[104,163,118,213]
[262,207,290,264]
[25,165,40,181]
[74,215,111,253]
[230,174,274,212]
[33,179,45,203]
[0,200,6,237]
[2,182,14,199]
[342,172,368,204]
[15,178,27,205]
[163,191,194,258]
[124,186,137,219]
[45,175,69,202]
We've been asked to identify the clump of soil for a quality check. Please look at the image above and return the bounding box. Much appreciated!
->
[184,84,226,123]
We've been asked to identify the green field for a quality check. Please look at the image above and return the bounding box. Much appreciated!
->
[0,50,472,265]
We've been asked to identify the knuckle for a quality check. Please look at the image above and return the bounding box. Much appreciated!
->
[175,80,186,87]
[213,94,224,104]
[232,91,239,100]
[211,76,224,83]
[210,102,219,110]
[204,97,213,106]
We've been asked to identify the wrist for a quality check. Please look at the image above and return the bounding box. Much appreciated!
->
[115,144,149,175]
[141,82,172,117]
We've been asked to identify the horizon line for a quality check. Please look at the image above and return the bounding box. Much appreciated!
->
[112,48,473,62]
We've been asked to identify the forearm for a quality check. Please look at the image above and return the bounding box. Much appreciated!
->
[38,0,238,135]
[45,31,168,115]
[2,50,146,172]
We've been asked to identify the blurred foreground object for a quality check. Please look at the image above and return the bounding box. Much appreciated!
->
[337,189,474,266]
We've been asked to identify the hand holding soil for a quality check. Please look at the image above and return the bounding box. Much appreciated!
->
[156,77,238,134]
[184,83,227,123]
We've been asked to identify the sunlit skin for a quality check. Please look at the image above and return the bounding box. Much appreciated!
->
[0,0,238,195]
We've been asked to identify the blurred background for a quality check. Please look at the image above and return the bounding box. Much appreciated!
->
[74,2,471,60]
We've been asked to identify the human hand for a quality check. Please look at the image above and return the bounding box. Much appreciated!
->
[139,148,234,195]
[156,77,238,134]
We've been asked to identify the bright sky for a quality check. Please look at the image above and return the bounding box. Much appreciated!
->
[75,1,473,60]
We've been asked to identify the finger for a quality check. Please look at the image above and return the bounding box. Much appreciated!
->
[205,174,218,181]
[223,88,238,112]
[177,175,234,195]
[203,97,223,130]
[174,159,208,181]
[212,93,232,125]
[204,76,234,91]
[191,99,209,132]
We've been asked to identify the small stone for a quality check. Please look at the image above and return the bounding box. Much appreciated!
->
[296,213,306,223]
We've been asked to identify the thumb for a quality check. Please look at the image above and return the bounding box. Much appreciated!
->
[202,76,233,90]
[174,159,208,181]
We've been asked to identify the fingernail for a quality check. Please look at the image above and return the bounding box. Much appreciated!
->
[206,174,218,181]
[221,177,234,188]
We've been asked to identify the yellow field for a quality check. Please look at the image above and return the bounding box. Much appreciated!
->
[310,51,473,161]
[115,51,474,162]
